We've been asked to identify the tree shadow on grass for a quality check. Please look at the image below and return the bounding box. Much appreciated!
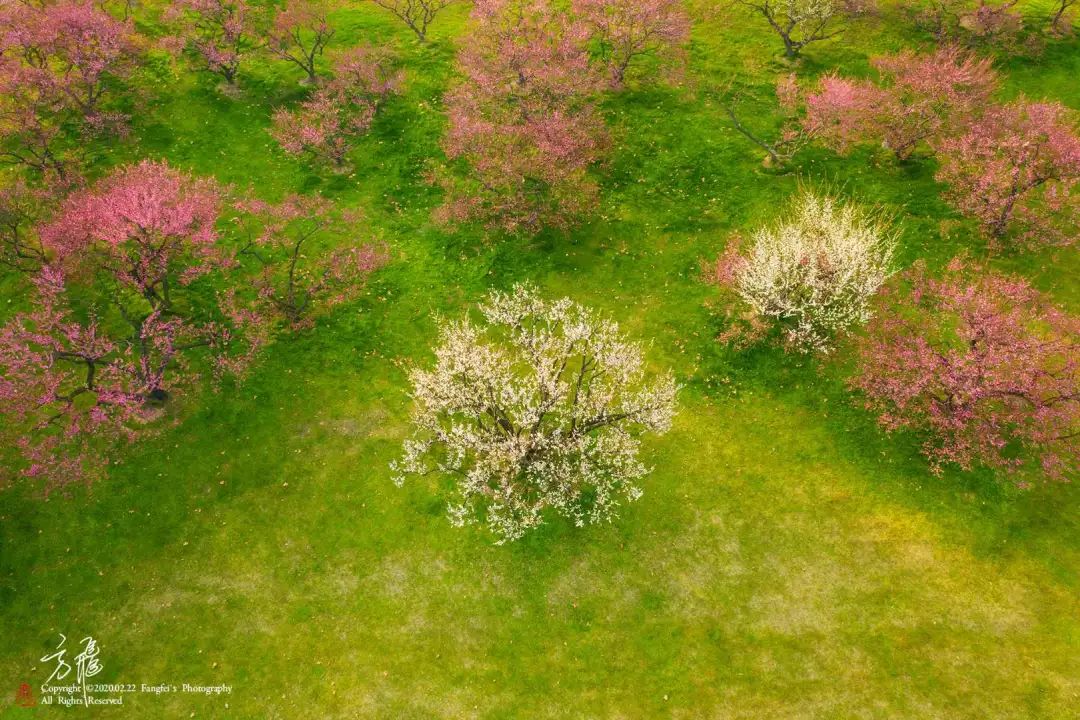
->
[0,289,399,622]
[693,327,1080,587]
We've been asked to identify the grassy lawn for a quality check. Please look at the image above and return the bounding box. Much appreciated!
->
[1,1,1079,717]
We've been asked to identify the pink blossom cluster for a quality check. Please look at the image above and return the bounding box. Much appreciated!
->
[853,259,1079,482]
[39,160,225,298]
[0,266,148,493]
[804,46,1080,247]
[933,100,1080,245]
[0,0,136,117]
[804,46,997,160]
[271,46,402,169]
[572,0,690,87]
[165,0,258,85]
[0,1,137,177]
[435,0,607,234]
[0,159,391,491]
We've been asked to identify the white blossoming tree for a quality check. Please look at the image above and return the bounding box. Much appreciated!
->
[707,192,897,353]
[391,284,678,544]
[734,0,867,60]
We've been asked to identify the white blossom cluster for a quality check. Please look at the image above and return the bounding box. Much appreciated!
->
[391,284,678,543]
[783,0,837,25]
[734,192,897,353]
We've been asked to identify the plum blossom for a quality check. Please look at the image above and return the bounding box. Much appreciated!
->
[853,259,1079,482]
[433,0,607,234]
[707,192,897,353]
[392,284,678,543]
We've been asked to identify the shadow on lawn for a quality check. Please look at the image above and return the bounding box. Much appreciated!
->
[692,324,1080,590]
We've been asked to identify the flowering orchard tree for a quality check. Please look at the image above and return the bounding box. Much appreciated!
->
[933,100,1080,246]
[166,0,261,86]
[804,47,996,160]
[271,45,402,170]
[267,0,335,85]
[852,260,1079,482]
[0,1,138,121]
[434,0,607,235]
[959,0,1025,46]
[912,0,1027,51]
[272,91,363,170]
[38,160,266,377]
[0,161,260,491]
[0,267,147,491]
[0,1,138,176]
[733,0,866,59]
[392,284,678,543]
[0,266,249,492]
[802,74,881,155]
[367,0,458,42]
[331,44,404,97]
[572,0,691,87]
[235,194,388,329]
[40,159,226,304]
[707,192,897,353]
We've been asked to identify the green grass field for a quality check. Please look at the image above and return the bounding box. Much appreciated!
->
[2,1,1079,717]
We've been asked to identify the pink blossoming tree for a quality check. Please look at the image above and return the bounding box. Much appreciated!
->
[804,46,997,160]
[572,0,691,87]
[40,159,226,304]
[0,1,138,119]
[36,160,262,390]
[271,45,402,170]
[234,194,388,330]
[166,0,261,87]
[0,267,146,492]
[0,1,138,177]
[0,160,263,491]
[434,0,607,235]
[959,0,1025,46]
[933,99,1080,246]
[267,0,336,85]
[852,259,1079,482]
